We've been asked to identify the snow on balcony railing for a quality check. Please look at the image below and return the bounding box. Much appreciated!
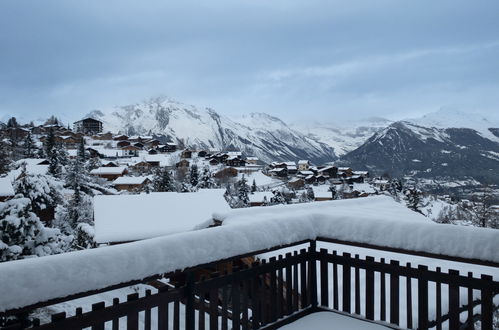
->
[0,196,497,312]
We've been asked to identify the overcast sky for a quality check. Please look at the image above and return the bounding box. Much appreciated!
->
[1,0,499,124]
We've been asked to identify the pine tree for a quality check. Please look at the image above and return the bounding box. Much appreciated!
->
[0,196,70,261]
[199,167,215,189]
[251,179,257,193]
[236,176,250,207]
[14,164,63,221]
[6,117,18,128]
[153,168,176,192]
[189,164,199,188]
[270,190,286,205]
[45,129,61,177]
[0,140,11,175]
[77,138,87,161]
[306,186,315,201]
[404,188,424,214]
[22,132,36,158]
[328,185,337,200]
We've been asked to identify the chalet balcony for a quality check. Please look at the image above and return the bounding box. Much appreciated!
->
[0,197,498,329]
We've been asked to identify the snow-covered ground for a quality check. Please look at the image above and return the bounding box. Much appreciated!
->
[1,196,497,312]
[94,189,230,243]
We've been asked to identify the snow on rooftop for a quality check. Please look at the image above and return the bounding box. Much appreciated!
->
[0,196,497,312]
[94,189,230,243]
[0,177,14,197]
[112,176,150,185]
[248,191,274,203]
[90,166,127,175]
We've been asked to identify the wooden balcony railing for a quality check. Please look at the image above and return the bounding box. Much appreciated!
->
[1,239,498,330]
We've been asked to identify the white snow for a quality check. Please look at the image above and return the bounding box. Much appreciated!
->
[0,177,14,197]
[279,311,389,329]
[90,166,128,175]
[112,176,150,185]
[94,189,230,243]
[0,196,497,312]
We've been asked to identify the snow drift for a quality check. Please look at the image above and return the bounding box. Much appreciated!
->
[0,196,497,312]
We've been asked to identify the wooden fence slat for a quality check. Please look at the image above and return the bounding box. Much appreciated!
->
[270,257,277,322]
[365,256,375,320]
[342,252,351,313]
[389,260,400,326]
[91,301,106,330]
[448,269,460,330]
[285,253,293,315]
[111,298,119,330]
[354,254,361,315]
[232,273,241,330]
[406,263,413,329]
[300,250,308,309]
[293,252,299,312]
[158,287,169,330]
[277,256,284,319]
[333,251,339,310]
[144,290,151,330]
[380,258,386,322]
[320,249,329,307]
[480,274,493,330]
[417,265,428,330]
[435,267,442,330]
[126,294,139,330]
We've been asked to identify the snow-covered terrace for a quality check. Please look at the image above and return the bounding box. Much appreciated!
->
[0,196,497,314]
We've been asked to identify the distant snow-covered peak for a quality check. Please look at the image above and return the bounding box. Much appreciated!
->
[407,107,499,142]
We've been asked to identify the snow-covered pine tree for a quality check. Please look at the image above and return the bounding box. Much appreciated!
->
[328,185,337,200]
[199,166,215,189]
[22,132,36,158]
[153,167,176,192]
[56,142,69,167]
[235,175,250,208]
[45,129,61,177]
[0,140,11,175]
[77,138,87,161]
[306,186,315,201]
[14,164,63,223]
[404,187,425,214]
[0,196,70,261]
[270,190,287,205]
[251,179,257,193]
[189,164,199,188]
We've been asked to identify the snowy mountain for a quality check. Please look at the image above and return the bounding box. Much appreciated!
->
[291,117,392,156]
[88,97,337,164]
[339,121,499,184]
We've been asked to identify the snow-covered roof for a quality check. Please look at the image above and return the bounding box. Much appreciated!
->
[284,161,296,166]
[299,170,314,175]
[112,176,150,185]
[248,192,274,203]
[0,196,498,312]
[94,189,230,243]
[90,166,128,175]
[0,177,14,197]
[246,157,258,161]
[298,160,309,165]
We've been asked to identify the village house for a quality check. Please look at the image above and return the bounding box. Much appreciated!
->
[225,156,246,167]
[245,157,259,165]
[287,177,305,189]
[176,159,190,168]
[121,145,140,157]
[92,132,113,140]
[73,118,103,134]
[101,161,119,167]
[213,167,238,179]
[338,167,353,177]
[159,142,177,153]
[112,176,151,192]
[90,166,128,181]
[116,140,131,148]
[317,165,338,178]
[181,149,192,159]
[113,134,129,141]
[132,161,155,173]
[297,160,311,171]
[269,167,287,178]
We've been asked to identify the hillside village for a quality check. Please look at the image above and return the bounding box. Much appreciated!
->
[0,116,498,258]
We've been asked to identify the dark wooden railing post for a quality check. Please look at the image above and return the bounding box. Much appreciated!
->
[417,265,428,330]
[389,260,400,326]
[309,240,318,308]
[185,271,195,330]
[480,274,493,330]
[320,248,329,307]
[365,256,375,320]
[342,252,352,313]
[448,269,460,330]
